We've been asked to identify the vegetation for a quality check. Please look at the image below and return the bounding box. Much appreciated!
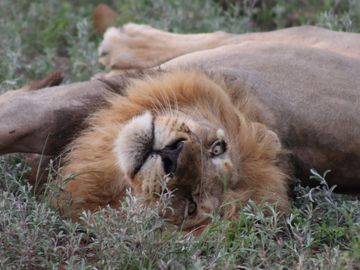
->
[0,0,359,269]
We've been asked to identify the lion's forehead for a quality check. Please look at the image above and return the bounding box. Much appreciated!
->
[152,113,225,149]
[153,115,196,149]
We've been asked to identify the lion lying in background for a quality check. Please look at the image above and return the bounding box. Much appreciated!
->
[1,6,360,231]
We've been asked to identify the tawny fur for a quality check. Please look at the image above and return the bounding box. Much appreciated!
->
[57,70,289,228]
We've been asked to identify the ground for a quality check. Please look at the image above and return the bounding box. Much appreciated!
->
[1,1,360,269]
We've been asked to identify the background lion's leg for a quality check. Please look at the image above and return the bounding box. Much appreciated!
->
[93,4,235,71]
[0,80,111,156]
[0,70,146,156]
[98,23,234,71]
[99,23,360,72]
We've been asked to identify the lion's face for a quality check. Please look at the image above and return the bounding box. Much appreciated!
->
[114,110,238,230]
[105,70,290,230]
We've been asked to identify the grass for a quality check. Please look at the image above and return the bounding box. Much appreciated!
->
[0,0,360,269]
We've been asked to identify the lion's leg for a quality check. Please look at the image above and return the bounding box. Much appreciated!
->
[98,22,360,73]
[0,71,146,156]
[98,23,234,70]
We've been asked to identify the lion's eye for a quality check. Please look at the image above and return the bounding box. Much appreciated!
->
[210,140,227,157]
[188,200,197,216]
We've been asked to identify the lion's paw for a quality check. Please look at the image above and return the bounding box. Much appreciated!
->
[98,24,174,71]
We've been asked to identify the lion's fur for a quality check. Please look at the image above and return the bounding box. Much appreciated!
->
[59,70,289,226]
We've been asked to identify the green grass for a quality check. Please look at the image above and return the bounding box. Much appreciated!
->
[1,0,360,269]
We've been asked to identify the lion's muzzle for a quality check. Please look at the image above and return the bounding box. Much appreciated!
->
[153,139,184,174]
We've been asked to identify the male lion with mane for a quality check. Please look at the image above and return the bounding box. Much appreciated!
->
[1,6,360,232]
[58,70,289,230]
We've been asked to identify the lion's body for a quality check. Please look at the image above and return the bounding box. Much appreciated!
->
[58,23,360,228]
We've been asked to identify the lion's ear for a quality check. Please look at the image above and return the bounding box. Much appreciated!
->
[253,122,282,158]
[93,4,119,33]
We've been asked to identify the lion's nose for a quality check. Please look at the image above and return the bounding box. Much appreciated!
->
[156,139,184,174]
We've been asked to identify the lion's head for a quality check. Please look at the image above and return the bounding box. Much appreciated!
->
[108,70,289,230]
